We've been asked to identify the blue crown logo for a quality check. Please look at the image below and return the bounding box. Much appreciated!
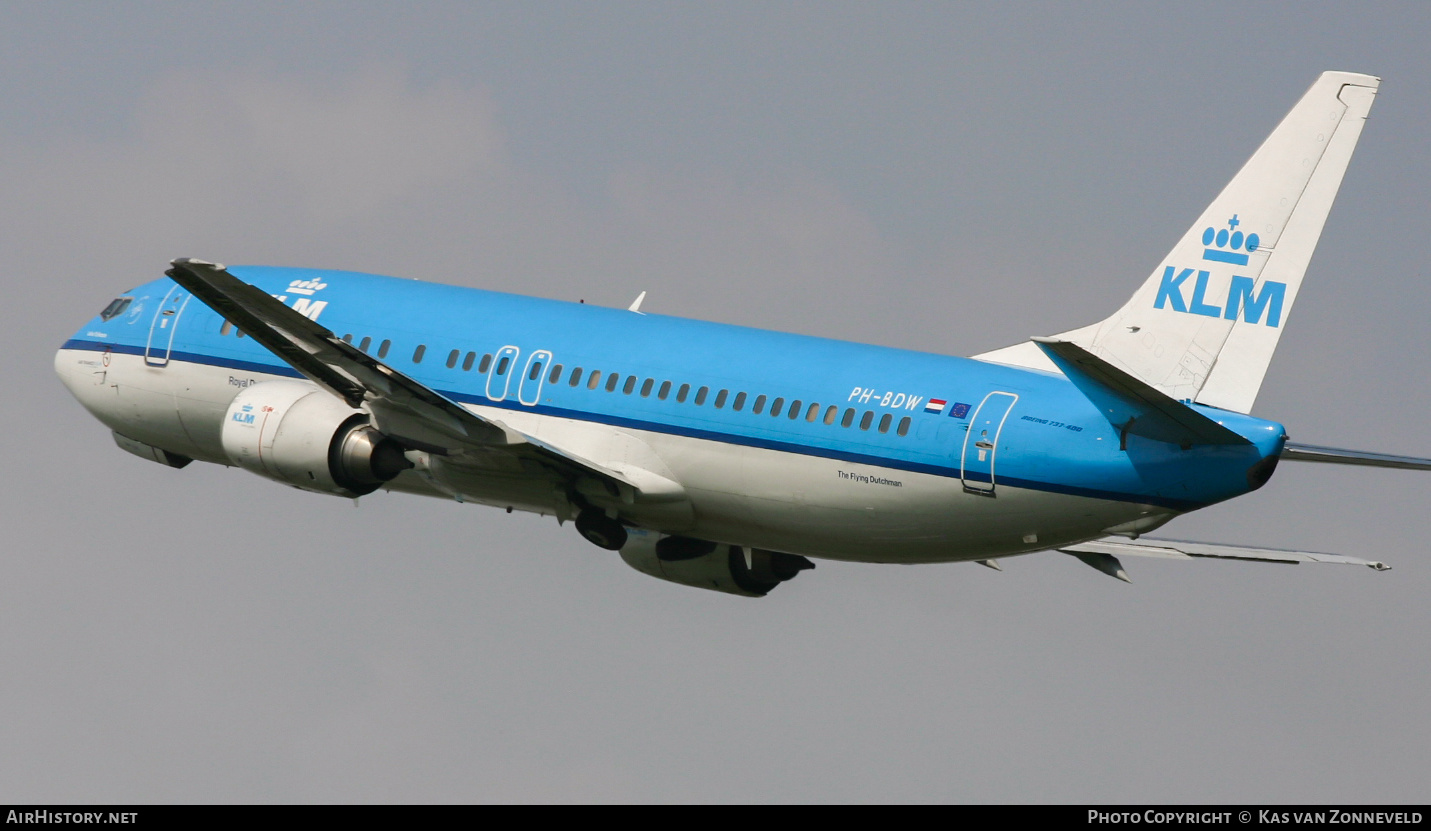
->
[1201,214,1259,266]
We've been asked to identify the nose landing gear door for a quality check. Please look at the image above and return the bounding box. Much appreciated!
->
[960,391,1018,495]
[145,285,190,367]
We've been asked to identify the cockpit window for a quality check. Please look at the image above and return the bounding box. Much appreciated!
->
[99,297,132,322]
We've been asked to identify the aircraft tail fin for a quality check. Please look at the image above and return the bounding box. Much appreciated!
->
[976,71,1379,413]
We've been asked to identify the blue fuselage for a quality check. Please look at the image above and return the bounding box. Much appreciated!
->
[58,266,1288,563]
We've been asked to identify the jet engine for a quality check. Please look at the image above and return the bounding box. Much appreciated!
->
[619,530,814,597]
[220,380,411,497]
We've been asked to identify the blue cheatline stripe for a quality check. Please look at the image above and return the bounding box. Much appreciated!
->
[59,339,1203,511]
[65,339,306,380]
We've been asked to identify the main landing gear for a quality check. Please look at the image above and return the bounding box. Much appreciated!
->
[576,509,628,551]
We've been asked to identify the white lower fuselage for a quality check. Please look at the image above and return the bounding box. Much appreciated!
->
[57,348,1171,565]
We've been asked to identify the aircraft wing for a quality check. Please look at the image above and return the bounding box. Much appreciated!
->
[1059,537,1390,579]
[164,259,647,501]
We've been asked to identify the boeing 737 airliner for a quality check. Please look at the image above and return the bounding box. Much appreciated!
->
[55,72,1429,595]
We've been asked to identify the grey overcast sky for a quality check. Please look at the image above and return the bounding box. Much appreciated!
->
[4,2,1430,803]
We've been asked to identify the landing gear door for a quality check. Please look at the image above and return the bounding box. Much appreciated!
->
[145,285,190,367]
[960,391,1018,494]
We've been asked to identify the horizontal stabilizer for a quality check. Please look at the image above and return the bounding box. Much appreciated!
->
[1060,538,1389,571]
[1281,443,1431,471]
[1032,338,1250,447]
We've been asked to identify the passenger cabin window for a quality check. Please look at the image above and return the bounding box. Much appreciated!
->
[497,356,510,375]
[479,354,493,373]
[695,386,709,405]
[789,400,802,420]
[897,416,912,436]
[658,381,672,400]
[570,367,583,387]
[677,384,691,403]
[587,370,602,390]
[841,408,855,428]
[446,349,459,369]
[606,373,620,392]
[377,340,391,359]
[342,334,353,344]
[219,321,232,336]
[235,329,245,339]
[752,395,766,415]
[530,361,544,381]
[771,397,784,417]
[879,413,892,433]
[824,406,838,425]
[623,376,636,395]
[714,389,728,408]
[412,344,426,363]
[859,411,874,430]
[359,336,371,353]
[732,392,747,411]
[640,378,654,397]
[549,364,563,384]
[462,352,476,371]
[806,403,820,422]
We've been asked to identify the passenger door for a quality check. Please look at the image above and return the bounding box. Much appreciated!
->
[960,392,1018,494]
[144,285,190,367]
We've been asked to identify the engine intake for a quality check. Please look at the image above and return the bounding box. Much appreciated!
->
[221,380,411,497]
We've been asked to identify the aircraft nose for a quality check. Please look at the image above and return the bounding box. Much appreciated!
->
[54,339,99,399]
[56,290,138,403]
[54,331,120,423]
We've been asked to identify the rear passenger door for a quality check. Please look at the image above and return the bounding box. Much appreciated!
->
[960,392,1018,494]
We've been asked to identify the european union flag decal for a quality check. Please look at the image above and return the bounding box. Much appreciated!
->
[950,402,970,419]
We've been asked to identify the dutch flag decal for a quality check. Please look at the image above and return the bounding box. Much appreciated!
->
[925,398,947,414]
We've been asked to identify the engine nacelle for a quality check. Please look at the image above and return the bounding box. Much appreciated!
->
[221,380,411,497]
[619,529,814,597]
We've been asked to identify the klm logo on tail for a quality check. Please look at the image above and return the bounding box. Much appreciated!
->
[1154,215,1285,327]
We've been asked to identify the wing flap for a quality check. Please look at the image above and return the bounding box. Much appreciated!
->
[1060,537,1389,570]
